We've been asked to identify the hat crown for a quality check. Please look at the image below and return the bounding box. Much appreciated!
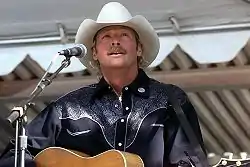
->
[97,2,133,23]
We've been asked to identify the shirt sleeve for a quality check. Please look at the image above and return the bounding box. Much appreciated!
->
[163,85,207,167]
[0,102,62,167]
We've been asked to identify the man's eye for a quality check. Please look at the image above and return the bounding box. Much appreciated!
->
[122,33,128,36]
[102,35,110,39]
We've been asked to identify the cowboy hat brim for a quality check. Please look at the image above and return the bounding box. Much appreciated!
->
[75,15,160,71]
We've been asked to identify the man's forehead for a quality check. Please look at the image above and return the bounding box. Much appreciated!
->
[96,25,136,36]
[93,25,139,42]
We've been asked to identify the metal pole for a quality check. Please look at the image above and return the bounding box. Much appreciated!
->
[0,22,250,45]
[0,37,61,45]
[157,22,250,35]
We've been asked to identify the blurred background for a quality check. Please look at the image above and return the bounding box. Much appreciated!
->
[1,0,250,165]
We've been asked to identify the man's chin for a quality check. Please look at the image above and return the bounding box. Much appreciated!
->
[101,64,130,69]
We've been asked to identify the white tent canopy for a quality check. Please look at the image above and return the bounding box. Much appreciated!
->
[1,0,250,75]
[1,29,250,75]
[0,0,250,39]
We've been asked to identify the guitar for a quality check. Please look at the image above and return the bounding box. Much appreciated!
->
[212,157,250,167]
[34,147,144,167]
[34,147,250,167]
[212,153,250,167]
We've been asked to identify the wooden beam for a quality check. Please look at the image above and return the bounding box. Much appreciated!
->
[150,66,250,91]
[0,79,35,96]
[1,66,250,100]
[0,103,16,135]
[0,105,15,150]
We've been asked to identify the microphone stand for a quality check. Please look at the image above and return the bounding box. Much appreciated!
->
[5,56,71,167]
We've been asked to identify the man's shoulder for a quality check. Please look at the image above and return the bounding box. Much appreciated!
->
[39,83,98,120]
[149,78,184,92]
[149,78,188,105]
[53,83,99,104]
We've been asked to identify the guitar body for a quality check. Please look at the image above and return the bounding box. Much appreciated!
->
[34,147,144,167]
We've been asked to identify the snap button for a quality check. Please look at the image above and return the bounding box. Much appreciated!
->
[125,107,129,110]
[138,87,145,93]
[125,87,128,90]
[115,104,118,108]
[118,143,122,146]
[121,119,125,122]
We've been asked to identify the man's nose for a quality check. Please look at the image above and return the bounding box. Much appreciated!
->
[111,41,120,46]
[111,37,120,46]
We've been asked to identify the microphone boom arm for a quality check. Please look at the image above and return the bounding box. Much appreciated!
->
[5,56,71,167]
[7,57,71,124]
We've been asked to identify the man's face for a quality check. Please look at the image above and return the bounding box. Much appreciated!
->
[93,25,142,69]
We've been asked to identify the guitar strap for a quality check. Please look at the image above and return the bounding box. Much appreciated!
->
[166,88,209,167]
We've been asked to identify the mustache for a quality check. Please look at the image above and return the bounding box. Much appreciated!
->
[107,46,127,55]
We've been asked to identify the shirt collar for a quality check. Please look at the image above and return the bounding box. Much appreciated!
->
[93,68,150,99]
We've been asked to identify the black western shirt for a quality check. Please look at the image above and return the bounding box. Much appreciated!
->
[0,69,206,167]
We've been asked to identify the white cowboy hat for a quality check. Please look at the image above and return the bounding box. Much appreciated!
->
[75,2,160,71]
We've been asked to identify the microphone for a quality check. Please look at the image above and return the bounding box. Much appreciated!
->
[58,44,87,58]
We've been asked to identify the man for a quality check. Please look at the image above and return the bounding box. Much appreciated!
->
[0,2,207,167]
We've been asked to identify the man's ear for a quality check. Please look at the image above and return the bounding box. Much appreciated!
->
[92,47,98,60]
[137,43,143,57]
